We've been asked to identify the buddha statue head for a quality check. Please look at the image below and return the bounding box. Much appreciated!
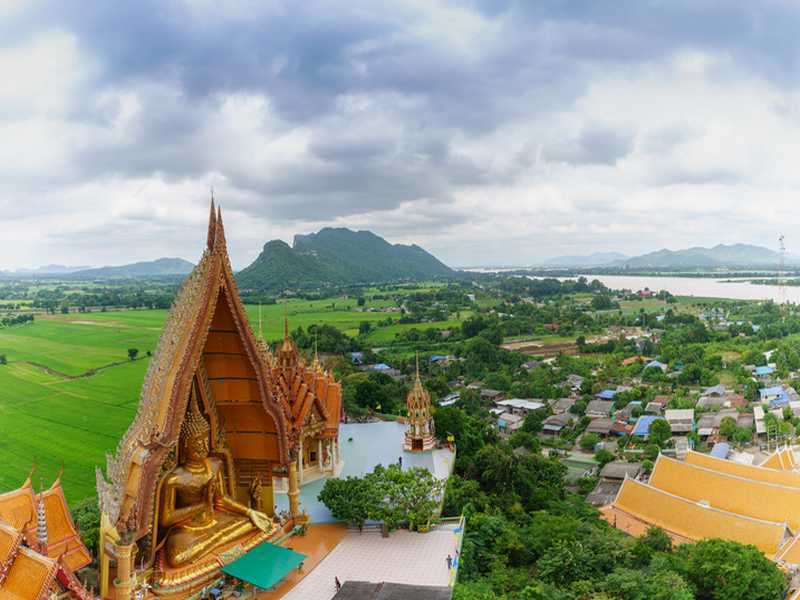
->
[180,395,211,462]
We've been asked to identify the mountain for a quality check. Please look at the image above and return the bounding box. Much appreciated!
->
[14,264,92,275]
[67,258,195,279]
[619,244,787,269]
[542,252,628,267]
[236,228,454,293]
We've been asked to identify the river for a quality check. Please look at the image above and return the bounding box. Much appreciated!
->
[575,274,795,303]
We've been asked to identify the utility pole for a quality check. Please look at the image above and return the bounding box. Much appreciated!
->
[779,234,786,312]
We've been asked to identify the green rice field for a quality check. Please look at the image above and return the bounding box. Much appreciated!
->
[0,298,405,503]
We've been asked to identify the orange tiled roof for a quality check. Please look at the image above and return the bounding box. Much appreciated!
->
[0,545,57,600]
[41,481,92,571]
[686,450,800,488]
[0,483,37,541]
[608,477,789,556]
[649,455,800,531]
[0,475,91,572]
[760,447,798,471]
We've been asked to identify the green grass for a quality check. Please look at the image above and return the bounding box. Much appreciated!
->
[364,314,469,344]
[0,297,410,502]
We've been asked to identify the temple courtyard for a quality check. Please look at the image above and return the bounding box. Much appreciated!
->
[268,522,462,600]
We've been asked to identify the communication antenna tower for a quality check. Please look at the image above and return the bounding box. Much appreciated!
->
[779,234,786,311]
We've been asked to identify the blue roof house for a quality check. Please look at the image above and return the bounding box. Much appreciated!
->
[755,365,775,378]
[645,360,668,372]
[596,389,617,400]
[632,415,660,437]
[760,385,789,407]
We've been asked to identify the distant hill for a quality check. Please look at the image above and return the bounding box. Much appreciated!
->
[67,258,195,279]
[542,252,628,268]
[14,264,92,275]
[236,228,454,293]
[619,244,788,269]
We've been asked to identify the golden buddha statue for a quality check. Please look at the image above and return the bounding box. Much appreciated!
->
[159,396,273,568]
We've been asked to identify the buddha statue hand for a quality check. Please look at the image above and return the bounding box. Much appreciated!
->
[247,508,273,533]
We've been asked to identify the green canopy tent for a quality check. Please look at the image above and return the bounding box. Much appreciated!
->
[221,542,307,591]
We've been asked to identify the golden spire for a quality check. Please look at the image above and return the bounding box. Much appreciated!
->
[207,196,216,250]
[181,392,210,440]
[258,303,264,341]
[284,305,289,342]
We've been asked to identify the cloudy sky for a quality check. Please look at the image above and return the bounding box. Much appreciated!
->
[2,0,800,269]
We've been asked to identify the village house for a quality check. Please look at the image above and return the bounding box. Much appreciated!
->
[586,399,614,418]
[664,408,694,434]
[480,388,506,403]
[565,373,584,391]
[696,409,739,438]
[542,413,574,436]
[496,412,525,437]
[550,397,577,414]
[495,398,546,417]
[585,417,614,437]
[586,460,642,507]
[644,401,664,415]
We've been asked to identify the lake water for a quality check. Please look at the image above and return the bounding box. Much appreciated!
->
[574,274,796,303]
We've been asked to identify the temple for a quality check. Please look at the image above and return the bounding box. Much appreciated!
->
[95,201,343,598]
[0,470,93,599]
[404,358,436,452]
[601,449,800,569]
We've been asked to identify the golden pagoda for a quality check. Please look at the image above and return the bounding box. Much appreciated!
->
[404,356,436,452]
[95,200,343,599]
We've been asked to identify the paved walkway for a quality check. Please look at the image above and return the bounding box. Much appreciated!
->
[281,527,459,600]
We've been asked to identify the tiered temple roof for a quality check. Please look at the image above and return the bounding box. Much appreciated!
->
[648,455,800,531]
[0,472,92,599]
[686,450,800,487]
[760,446,798,471]
[0,473,91,572]
[604,478,789,556]
[97,199,342,551]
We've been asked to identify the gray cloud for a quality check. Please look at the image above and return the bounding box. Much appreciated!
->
[543,125,635,166]
[2,1,800,268]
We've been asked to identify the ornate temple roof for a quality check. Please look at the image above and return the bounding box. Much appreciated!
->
[648,455,800,531]
[97,200,343,536]
[605,477,788,556]
[0,472,91,573]
[406,359,432,422]
[760,446,798,471]
[686,449,800,487]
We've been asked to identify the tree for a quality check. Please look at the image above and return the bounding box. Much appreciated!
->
[127,348,139,361]
[318,476,379,529]
[71,497,101,554]
[719,416,738,440]
[0,354,7,365]
[594,448,615,467]
[580,432,600,452]
[358,321,372,335]
[357,296,366,307]
[678,538,786,600]
[649,418,672,447]
[373,465,445,531]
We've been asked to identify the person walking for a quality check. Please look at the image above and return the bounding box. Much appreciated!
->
[335,576,342,592]
[446,554,453,570]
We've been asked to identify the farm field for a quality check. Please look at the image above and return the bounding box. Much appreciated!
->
[0,298,407,503]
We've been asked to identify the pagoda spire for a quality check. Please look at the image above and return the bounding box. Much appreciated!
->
[207,196,216,250]
[36,479,48,553]
[284,306,289,342]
